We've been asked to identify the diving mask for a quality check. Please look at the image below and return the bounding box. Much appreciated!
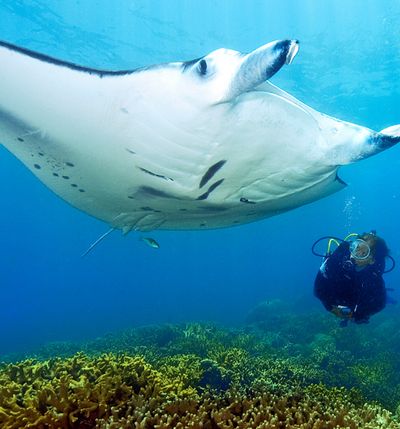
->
[349,238,371,260]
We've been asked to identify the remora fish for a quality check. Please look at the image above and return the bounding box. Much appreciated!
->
[141,237,160,249]
[0,39,399,232]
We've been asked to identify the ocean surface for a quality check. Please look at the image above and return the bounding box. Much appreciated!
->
[0,0,399,360]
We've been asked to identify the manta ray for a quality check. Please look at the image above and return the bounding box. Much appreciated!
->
[0,39,399,232]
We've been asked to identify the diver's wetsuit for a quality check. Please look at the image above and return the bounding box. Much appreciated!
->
[314,242,386,323]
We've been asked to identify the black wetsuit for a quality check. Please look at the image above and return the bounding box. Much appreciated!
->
[314,242,386,323]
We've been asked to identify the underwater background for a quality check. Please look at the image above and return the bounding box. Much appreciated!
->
[1,1,400,427]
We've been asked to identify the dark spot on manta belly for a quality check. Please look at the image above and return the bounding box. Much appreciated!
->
[125,148,136,155]
[38,152,44,156]
[199,160,226,188]
[240,197,256,204]
[62,175,70,180]
[79,189,85,193]
[65,162,75,167]
[197,179,224,200]
[33,164,41,169]
[71,184,78,188]
[53,173,59,177]
[17,137,24,142]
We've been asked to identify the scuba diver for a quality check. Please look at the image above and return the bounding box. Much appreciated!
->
[312,231,395,326]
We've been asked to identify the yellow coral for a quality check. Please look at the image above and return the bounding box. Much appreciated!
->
[1,352,399,428]
[0,353,177,428]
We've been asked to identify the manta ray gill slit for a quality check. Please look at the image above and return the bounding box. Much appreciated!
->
[199,159,227,188]
[197,178,225,200]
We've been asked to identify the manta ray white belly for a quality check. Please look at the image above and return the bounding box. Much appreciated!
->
[0,40,398,231]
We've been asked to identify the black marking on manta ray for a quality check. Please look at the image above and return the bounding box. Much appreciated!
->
[125,148,136,155]
[138,167,174,181]
[62,175,70,180]
[199,160,227,188]
[138,186,176,199]
[265,40,294,80]
[0,107,34,137]
[52,173,59,177]
[140,206,161,213]
[0,40,133,76]
[369,132,400,150]
[181,57,204,72]
[0,40,177,77]
[65,162,75,167]
[71,184,78,188]
[33,164,41,169]
[240,197,256,204]
[197,179,224,200]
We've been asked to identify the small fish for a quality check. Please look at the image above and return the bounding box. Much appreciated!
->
[141,237,160,249]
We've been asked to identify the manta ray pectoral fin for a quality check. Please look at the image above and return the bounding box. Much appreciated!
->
[227,39,299,100]
[380,125,400,137]
[320,116,400,165]
[361,124,400,160]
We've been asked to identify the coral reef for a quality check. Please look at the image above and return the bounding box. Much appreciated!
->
[0,351,399,429]
[2,306,400,427]
[0,353,196,429]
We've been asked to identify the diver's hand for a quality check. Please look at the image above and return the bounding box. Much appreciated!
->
[331,305,353,319]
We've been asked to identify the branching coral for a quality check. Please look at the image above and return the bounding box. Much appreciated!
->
[97,385,399,429]
[0,353,187,429]
[2,316,400,427]
[1,352,399,429]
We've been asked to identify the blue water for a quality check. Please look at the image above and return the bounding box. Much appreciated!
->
[0,0,399,356]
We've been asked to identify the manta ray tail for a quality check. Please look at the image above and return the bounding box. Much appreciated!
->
[81,228,115,258]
